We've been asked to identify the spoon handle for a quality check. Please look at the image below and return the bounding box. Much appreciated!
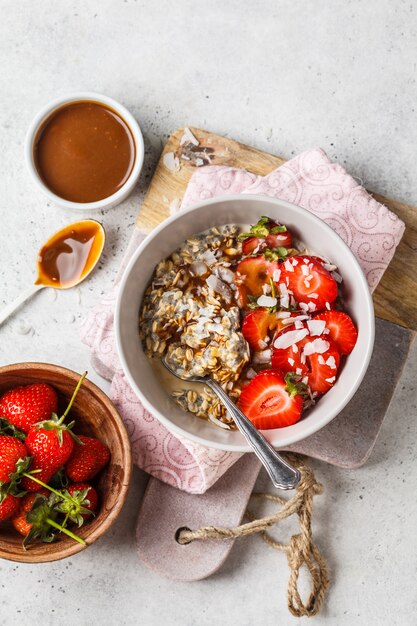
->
[205,379,300,490]
[0,284,44,326]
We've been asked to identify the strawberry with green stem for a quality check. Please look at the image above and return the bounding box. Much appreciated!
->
[56,483,98,527]
[0,383,58,433]
[21,373,86,492]
[11,491,86,547]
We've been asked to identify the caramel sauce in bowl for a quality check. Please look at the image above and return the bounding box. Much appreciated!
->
[25,93,144,211]
[36,220,105,289]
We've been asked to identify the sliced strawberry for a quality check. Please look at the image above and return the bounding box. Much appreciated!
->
[314,310,358,355]
[307,340,340,394]
[237,370,304,429]
[271,325,341,394]
[242,237,266,256]
[236,256,279,297]
[266,230,293,249]
[242,309,277,350]
[271,340,309,376]
[271,325,310,375]
[236,284,248,309]
[279,255,338,311]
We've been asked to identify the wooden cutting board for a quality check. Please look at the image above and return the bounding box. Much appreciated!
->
[137,127,417,331]
[134,127,416,581]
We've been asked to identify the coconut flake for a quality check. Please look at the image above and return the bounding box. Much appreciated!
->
[195,158,204,167]
[163,152,180,172]
[307,320,326,336]
[214,266,235,283]
[303,338,330,356]
[301,264,309,276]
[309,293,319,299]
[280,295,290,309]
[246,368,257,379]
[206,274,232,303]
[190,261,208,277]
[253,349,272,364]
[326,355,337,369]
[325,302,331,310]
[318,355,326,365]
[332,270,343,283]
[262,283,272,294]
[180,127,199,146]
[284,259,294,272]
[207,323,225,335]
[202,249,218,265]
[288,357,295,366]
[292,344,299,353]
[274,328,309,350]
[296,368,303,375]
[276,311,291,319]
[323,262,337,272]
[257,295,277,307]
[325,376,336,383]
[273,269,281,282]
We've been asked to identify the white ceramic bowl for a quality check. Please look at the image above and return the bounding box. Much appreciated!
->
[25,92,144,211]
[116,196,375,452]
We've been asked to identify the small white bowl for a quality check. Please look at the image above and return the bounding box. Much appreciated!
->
[25,92,144,211]
[116,196,375,452]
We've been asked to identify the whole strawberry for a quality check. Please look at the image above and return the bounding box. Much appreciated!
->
[0,435,29,484]
[0,384,58,433]
[11,489,50,536]
[66,483,98,522]
[0,492,20,521]
[21,420,75,492]
[21,373,88,492]
[66,436,110,482]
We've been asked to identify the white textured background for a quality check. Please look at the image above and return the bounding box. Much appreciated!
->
[0,1,416,624]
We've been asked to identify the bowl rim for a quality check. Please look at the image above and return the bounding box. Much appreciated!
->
[24,91,144,212]
[115,195,375,452]
[0,361,132,563]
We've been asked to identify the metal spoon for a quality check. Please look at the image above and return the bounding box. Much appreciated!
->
[0,219,105,326]
[162,358,300,490]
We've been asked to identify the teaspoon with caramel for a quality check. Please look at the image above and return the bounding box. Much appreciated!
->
[0,219,105,325]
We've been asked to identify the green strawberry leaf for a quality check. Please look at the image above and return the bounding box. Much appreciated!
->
[0,418,26,442]
[270,224,287,233]
[238,216,271,241]
[264,247,289,261]
[284,372,310,398]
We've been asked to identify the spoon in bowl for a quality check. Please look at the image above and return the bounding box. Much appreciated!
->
[161,358,301,490]
[0,219,105,326]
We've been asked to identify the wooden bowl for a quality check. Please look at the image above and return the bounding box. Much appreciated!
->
[0,362,132,562]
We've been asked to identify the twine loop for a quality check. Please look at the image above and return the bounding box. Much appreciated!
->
[177,454,329,617]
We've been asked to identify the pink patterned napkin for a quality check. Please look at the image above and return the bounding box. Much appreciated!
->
[81,148,404,494]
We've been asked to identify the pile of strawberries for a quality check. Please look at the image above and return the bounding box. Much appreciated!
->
[233,217,358,430]
[0,373,110,547]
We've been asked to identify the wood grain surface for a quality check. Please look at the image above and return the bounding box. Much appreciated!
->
[136,127,417,330]
[0,363,132,563]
